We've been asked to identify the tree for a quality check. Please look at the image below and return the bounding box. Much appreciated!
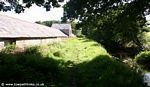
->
[64,0,150,49]
[35,20,61,27]
[0,0,64,13]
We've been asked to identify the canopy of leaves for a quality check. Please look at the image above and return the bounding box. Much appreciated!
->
[0,0,64,13]
[65,0,150,20]
[64,0,150,49]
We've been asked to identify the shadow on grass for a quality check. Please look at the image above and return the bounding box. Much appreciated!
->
[91,43,101,47]
[0,50,146,87]
[0,47,66,87]
[78,38,94,43]
[72,55,146,87]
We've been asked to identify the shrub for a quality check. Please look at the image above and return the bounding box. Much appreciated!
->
[25,46,40,54]
[0,50,146,87]
[135,51,150,71]
[73,55,145,87]
[0,52,65,87]
[1,44,16,53]
[75,30,84,37]
[0,38,147,87]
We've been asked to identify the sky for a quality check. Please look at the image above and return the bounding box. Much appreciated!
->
[0,1,66,23]
[0,5,64,23]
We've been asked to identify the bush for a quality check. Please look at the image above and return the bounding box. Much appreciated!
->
[25,46,40,54]
[0,52,146,87]
[135,51,150,71]
[0,38,147,87]
[74,29,84,37]
[73,55,145,87]
[2,44,16,53]
[0,52,65,87]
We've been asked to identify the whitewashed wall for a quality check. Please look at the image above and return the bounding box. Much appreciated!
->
[16,38,62,48]
[0,38,64,50]
[0,41,4,50]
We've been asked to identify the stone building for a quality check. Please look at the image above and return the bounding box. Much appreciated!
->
[0,15,68,50]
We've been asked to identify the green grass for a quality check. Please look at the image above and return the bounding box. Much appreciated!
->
[39,38,108,63]
[0,38,146,87]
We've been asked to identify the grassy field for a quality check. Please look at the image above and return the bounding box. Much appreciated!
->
[39,38,108,63]
[0,38,146,87]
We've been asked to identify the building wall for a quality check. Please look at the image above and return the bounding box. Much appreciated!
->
[0,41,4,50]
[0,38,64,50]
[16,38,63,48]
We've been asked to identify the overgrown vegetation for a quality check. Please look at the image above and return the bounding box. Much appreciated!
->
[1,0,150,86]
[1,44,16,53]
[0,38,146,87]
[135,51,150,71]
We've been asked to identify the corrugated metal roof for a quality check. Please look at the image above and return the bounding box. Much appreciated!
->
[0,14,67,38]
[52,23,71,30]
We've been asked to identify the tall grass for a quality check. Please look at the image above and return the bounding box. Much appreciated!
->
[0,38,146,87]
